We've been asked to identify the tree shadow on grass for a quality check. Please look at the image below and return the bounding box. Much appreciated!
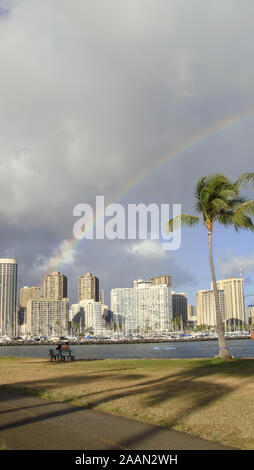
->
[0,358,252,449]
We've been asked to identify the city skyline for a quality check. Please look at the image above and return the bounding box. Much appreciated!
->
[16,265,254,310]
[7,259,254,310]
[0,255,250,336]
[17,263,251,321]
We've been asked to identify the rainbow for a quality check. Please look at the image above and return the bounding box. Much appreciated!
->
[47,106,254,275]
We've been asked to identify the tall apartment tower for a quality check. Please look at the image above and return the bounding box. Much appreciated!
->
[99,290,105,305]
[172,292,188,324]
[187,305,197,322]
[79,300,104,335]
[111,287,133,333]
[151,275,172,288]
[44,272,67,300]
[196,289,225,326]
[111,279,172,335]
[78,273,99,302]
[246,305,254,325]
[20,286,42,309]
[216,278,245,323]
[26,298,69,336]
[0,259,18,336]
[19,286,42,332]
[132,279,172,334]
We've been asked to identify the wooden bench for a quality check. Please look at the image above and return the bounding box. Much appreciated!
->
[49,349,75,362]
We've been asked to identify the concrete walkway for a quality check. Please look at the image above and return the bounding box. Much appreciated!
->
[0,390,233,450]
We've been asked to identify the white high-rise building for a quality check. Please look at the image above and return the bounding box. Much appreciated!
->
[216,278,245,323]
[79,300,104,335]
[111,288,133,333]
[26,298,69,336]
[0,259,18,336]
[111,278,172,335]
[133,280,172,334]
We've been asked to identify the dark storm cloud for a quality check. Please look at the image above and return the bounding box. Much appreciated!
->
[0,0,254,300]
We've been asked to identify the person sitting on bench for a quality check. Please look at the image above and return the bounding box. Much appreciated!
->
[61,342,70,351]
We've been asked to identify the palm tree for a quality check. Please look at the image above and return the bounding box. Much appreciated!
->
[168,174,254,359]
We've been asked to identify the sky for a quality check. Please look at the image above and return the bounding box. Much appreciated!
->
[0,0,254,307]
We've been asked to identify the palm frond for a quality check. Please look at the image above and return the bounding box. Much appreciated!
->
[195,176,209,199]
[236,173,254,189]
[219,188,240,200]
[194,200,204,214]
[168,214,200,231]
[232,200,254,228]
[211,197,231,213]
[233,213,254,232]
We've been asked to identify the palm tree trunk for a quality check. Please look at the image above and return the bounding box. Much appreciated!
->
[208,230,231,359]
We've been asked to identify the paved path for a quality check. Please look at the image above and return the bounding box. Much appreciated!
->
[0,390,233,450]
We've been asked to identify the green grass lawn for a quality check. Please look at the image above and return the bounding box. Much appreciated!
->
[0,356,253,449]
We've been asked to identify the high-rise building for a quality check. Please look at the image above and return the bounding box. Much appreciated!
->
[132,279,172,334]
[216,278,245,323]
[79,299,104,335]
[78,273,99,302]
[44,272,67,300]
[196,289,225,326]
[0,259,18,336]
[111,288,133,333]
[20,286,41,309]
[187,305,197,327]
[18,286,42,333]
[111,277,172,335]
[196,278,245,327]
[26,298,69,336]
[99,290,105,305]
[151,275,172,288]
[172,292,188,324]
[246,305,254,325]
[187,305,196,321]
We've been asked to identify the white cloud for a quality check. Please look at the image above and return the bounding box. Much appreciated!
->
[219,251,254,278]
[125,240,167,258]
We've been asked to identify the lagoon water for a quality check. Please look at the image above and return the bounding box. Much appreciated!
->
[0,339,253,360]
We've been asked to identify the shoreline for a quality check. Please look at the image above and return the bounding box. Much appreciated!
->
[0,335,250,346]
